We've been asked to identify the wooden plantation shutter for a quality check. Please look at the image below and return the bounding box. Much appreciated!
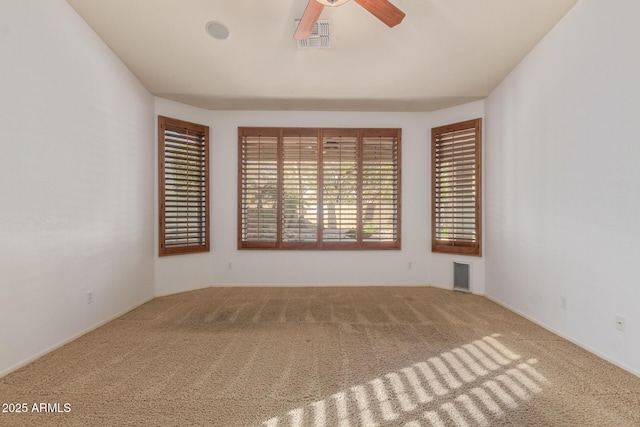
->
[432,118,482,256]
[158,116,209,256]
[322,129,359,248]
[239,128,279,248]
[238,127,401,250]
[282,129,320,248]
[362,129,400,245]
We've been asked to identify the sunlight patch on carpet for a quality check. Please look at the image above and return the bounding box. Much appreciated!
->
[261,334,548,426]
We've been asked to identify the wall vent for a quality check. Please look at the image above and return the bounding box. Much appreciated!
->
[295,20,331,49]
[453,262,471,293]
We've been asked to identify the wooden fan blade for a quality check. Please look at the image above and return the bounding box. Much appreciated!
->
[294,0,325,40]
[354,0,405,27]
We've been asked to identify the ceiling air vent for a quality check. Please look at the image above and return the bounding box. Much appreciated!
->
[295,20,331,49]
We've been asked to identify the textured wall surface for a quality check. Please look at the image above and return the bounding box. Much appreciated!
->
[485,0,640,374]
[0,0,155,376]
[153,99,486,296]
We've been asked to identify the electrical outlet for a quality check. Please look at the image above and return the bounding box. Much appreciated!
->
[615,315,626,332]
[560,296,567,309]
[408,262,413,270]
[87,291,93,305]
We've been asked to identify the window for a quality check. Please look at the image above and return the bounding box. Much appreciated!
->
[158,116,209,256]
[239,127,400,250]
[432,119,482,256]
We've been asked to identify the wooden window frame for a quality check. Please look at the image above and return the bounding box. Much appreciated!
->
[158,116,210,256]
[238,127,401,250]
[431,118,482,256]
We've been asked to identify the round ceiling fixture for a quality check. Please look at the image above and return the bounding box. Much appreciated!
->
[315,0,351,6]
[205,21,229,40]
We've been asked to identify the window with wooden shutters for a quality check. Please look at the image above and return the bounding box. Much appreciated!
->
[322,130,358,247]
[282,129,319,248]
[432,118,482,256]
[362,129,400,244]
[158,116,209,256]
[239,128,278,249]
[238,127,401,250]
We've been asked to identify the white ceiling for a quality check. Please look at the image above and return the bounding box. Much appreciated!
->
[65,0,578,112]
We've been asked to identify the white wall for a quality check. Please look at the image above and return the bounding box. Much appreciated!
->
[485,0,640,375]
[0,0,155,376]
[154,98,485,296]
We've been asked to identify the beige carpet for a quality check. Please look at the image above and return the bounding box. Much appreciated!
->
[1,287,638,426]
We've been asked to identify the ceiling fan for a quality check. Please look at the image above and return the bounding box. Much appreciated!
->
[294,0,406,40]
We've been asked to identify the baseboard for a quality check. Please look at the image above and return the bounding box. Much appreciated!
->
[156,283,437,297]
[429,282,484,296]
[155,283,486,299]
[484,294,639,378]
[0,297,154,379]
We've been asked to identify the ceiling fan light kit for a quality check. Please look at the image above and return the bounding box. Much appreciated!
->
[294,0,405,40]
[315,0,351,6]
